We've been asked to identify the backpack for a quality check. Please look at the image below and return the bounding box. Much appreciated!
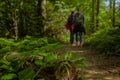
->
[74,13,83,25]
[74,13,85,33]
[66,14,74,30]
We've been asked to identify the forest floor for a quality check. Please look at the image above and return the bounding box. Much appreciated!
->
[59,43,120,80]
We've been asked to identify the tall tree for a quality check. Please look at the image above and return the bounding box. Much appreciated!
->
[91,0,95,32]
[96,0,100,28]
[13,9,18,40]
[112,0,115,27]
[4,0,18,39]
[110,0,112,9]
[37,0,46,36]
[109,0,113,26]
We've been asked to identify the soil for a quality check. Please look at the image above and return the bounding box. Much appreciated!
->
[58,43,120,80]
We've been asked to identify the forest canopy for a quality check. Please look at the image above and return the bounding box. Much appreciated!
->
[0,0,120,39]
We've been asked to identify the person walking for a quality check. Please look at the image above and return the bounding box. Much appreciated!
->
[73,8,85,47]
[66,11,75,45]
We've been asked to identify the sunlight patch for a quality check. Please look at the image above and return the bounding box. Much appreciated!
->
[71,50,85,53]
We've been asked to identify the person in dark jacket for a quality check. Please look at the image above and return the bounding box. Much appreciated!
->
[73,8,85,47]
[66,11,75,45]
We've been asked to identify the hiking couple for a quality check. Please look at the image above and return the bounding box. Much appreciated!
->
[66,8,85,47]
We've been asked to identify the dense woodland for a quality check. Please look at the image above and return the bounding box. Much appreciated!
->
[0,0,120,80]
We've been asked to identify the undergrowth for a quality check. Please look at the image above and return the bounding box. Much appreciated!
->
[0,37,86,80]
[86,27,120,55]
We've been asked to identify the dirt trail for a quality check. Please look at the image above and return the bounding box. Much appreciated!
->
[60,43,120,80]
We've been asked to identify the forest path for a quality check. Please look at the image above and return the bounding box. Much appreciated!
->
[59,43,120,80]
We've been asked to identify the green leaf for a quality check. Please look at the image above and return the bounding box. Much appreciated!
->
[64,52,70,60]
[1,74,17,80]
[15,61,25,70]
[35,60,44,66]
[64,64,70,76]
[18,66,35,80]
[44,53,57,63]
[69,52,79,60]
[0,59,10,65]
[74,58,86,67]
[62,61,71,67]
[0,65,14,71]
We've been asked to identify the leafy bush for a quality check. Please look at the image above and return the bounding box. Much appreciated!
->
[0,38,86,80]
[0,52,85,80]
[86,27,120,55]
[0,38,15,54]
[15,38,48,51]
[0,38,48,54]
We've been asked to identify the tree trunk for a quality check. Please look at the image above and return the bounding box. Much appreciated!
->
[91,0,95,32]
[110,0,113,26]
[38,0,46,19]
[41,0,46,19]
[13,10,18,40]
[112,0,115,27]
[110,0,112,9]
[119,1,120,9]
[96,0,100,28]
[37,0,46,36]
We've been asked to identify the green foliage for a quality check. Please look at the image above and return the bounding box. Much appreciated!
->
[60,52,86,68]
[0,0,44,38]
[0,37,63,57]
[18,66,35,80]
[86,27,120,55]
[0,38,48,55]
[45,0,68,38]
[1,74,17,80]
[15,38,48,51]
[39,43,63,52]
[0,59,14,71]
[0,38,15,54]
[0,38,85,80]
[55,52,86,80]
